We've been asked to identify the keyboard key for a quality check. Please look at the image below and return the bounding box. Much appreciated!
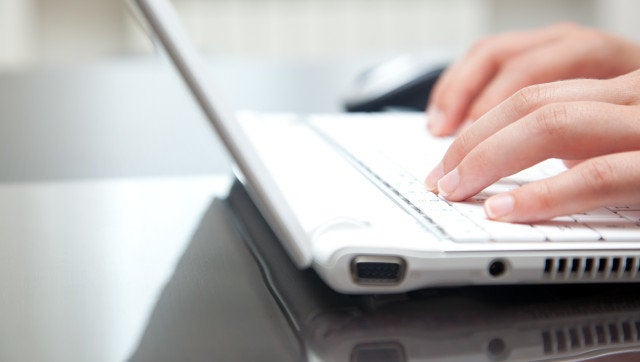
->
[405,196,489,242]
[608,205,640,212]
[618,211,640,222]
[440,223,491,243]
[585,220,640,241]
[418,201,469,225]
[478,219,546,242]
[533,221,601,242]
[450,200,486,219]
[571,208,623,222]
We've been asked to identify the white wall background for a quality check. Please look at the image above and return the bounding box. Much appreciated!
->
[1,0,640,69]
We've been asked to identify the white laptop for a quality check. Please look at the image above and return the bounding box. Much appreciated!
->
[134,0,640,294]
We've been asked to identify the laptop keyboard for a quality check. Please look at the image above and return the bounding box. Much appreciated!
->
[310,115,640,243]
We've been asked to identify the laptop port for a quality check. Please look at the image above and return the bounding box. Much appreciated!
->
[351,256,406,285]
[488,259,508,277]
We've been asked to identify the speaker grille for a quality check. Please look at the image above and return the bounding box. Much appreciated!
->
[543,257,640,280]
[542,319,640,355]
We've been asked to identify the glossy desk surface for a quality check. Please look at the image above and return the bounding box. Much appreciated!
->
[2,60,640,362]
[0,176,244,361]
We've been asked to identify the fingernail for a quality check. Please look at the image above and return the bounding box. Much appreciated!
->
[485,194,515,220]
[437,168,459,198]
[425,162,444,191]
[427,107,445,134]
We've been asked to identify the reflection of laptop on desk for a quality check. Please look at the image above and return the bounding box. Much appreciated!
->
[134,0,640,294]
[227,179,640,362]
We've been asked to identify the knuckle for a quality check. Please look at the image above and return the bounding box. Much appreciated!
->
[510,84,546,114]
[531,104,571,138]
[580,158,616,192]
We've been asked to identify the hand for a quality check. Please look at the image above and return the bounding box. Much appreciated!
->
[426,23,640,136]
[425,70,640,222]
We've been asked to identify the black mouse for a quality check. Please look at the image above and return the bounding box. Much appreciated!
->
[343,54,448,112]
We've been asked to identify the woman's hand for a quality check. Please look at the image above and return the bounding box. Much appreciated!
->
[427,23,640,136]
[425,70,640,222]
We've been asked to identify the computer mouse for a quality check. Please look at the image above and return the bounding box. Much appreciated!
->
[343,54,449,112]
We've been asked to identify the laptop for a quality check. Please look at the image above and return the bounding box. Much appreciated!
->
[134,0,640,294]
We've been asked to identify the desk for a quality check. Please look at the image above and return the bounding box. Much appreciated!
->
[2,59,640,362]
[0,57,353,361]
[0,176,246,361]
[0,57,359,361]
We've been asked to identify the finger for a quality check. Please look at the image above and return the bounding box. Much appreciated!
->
[427,25,568,136]
[425,78,626,190]
[436,102,640,201]
[427,54,499,135]
[463,34,640,122]
[484,151,640,222]
[465,39,598,122]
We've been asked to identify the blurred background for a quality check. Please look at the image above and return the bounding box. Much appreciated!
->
[1,0,640,183]
[1,0,640,69]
